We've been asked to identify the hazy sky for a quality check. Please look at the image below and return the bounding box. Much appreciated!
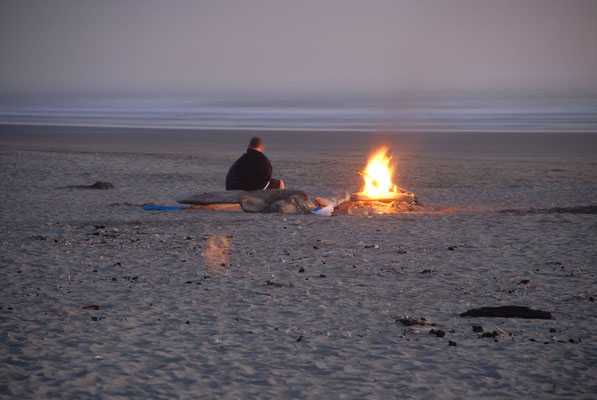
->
[1,0,597,96]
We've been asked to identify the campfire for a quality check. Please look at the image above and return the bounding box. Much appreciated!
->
[332,146,418,215]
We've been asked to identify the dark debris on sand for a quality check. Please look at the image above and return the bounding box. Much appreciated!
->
[397,317,428,326]
[460,306,553,320]
[63,181,115,190]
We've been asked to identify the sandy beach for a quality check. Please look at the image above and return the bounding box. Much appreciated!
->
[1,126,596,399]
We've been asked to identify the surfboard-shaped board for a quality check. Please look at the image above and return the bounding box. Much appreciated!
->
[176,190,247,205]
[176,189,309,205]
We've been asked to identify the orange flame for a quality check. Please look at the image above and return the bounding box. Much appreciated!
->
[360,147,398,197]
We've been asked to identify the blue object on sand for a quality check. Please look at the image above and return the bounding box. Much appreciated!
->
[142,206,186,210]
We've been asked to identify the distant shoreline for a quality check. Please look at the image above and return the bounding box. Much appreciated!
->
[1,122,597,135]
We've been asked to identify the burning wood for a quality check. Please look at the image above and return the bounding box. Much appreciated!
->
[332,146,419,215]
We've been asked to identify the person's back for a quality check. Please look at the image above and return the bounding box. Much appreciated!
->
[226,137,284,190]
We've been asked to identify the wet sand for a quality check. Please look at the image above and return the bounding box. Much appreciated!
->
[1,127,596,398]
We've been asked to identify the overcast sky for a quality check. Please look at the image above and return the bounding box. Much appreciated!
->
[1,0,596,96]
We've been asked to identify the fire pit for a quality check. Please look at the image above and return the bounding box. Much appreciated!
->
[332,147,419,215]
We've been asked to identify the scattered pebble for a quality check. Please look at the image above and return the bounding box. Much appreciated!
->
[472,325,484,333]
[296,335,303,342]
[319,274,326,278]
[364,244,379,249]
[430,329,446,338]
[298,267,305,273]
[448,246,455,251]
[83,305,100,310]
[420,269,432,274]
[448,340,457,347]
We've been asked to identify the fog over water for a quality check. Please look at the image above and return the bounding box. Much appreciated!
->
[1,0,597,96]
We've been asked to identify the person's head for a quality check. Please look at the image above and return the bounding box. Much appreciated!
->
[248,136,263,152]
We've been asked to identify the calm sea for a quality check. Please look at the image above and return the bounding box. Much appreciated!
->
[1,91,596,133]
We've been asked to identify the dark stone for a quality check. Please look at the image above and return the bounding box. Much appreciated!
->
[481,331,499,338]
[398,317,426,326]
[313,246,319,250]
[185,321,190,324]
[550,328,556,333]
[420,269,432,274]
[460,306,553,320]
[435,330,446,338]
[296,335,303,342]
[448,246,455,251]
[590,297,594,302]
[472,325,484,333]
[185,281,192,284]
[448,340,457,347]
[319,274,326,278]
[298,267,305,273]
[82,305,100,310]
[518,279,530,285]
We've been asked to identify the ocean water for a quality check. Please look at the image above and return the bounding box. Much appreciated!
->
[1,91,597,133]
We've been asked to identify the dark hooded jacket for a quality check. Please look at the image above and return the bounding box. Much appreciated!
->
[225,148,272,190]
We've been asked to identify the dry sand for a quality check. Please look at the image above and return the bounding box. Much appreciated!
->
[1,127,596,398]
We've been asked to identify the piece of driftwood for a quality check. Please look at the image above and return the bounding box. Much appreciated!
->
[350,192,416,204]
[177,189,316,215]
[62,181,114,190]
[459,306,553,320]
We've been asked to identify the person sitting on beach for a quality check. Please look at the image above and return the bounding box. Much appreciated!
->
[225,136,285,190]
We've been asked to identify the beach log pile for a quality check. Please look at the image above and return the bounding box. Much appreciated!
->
[177,188,419,215]
[331,190,419,215]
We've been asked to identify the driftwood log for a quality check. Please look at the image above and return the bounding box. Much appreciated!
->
[176,190,316,215]
[349,192,416,204]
